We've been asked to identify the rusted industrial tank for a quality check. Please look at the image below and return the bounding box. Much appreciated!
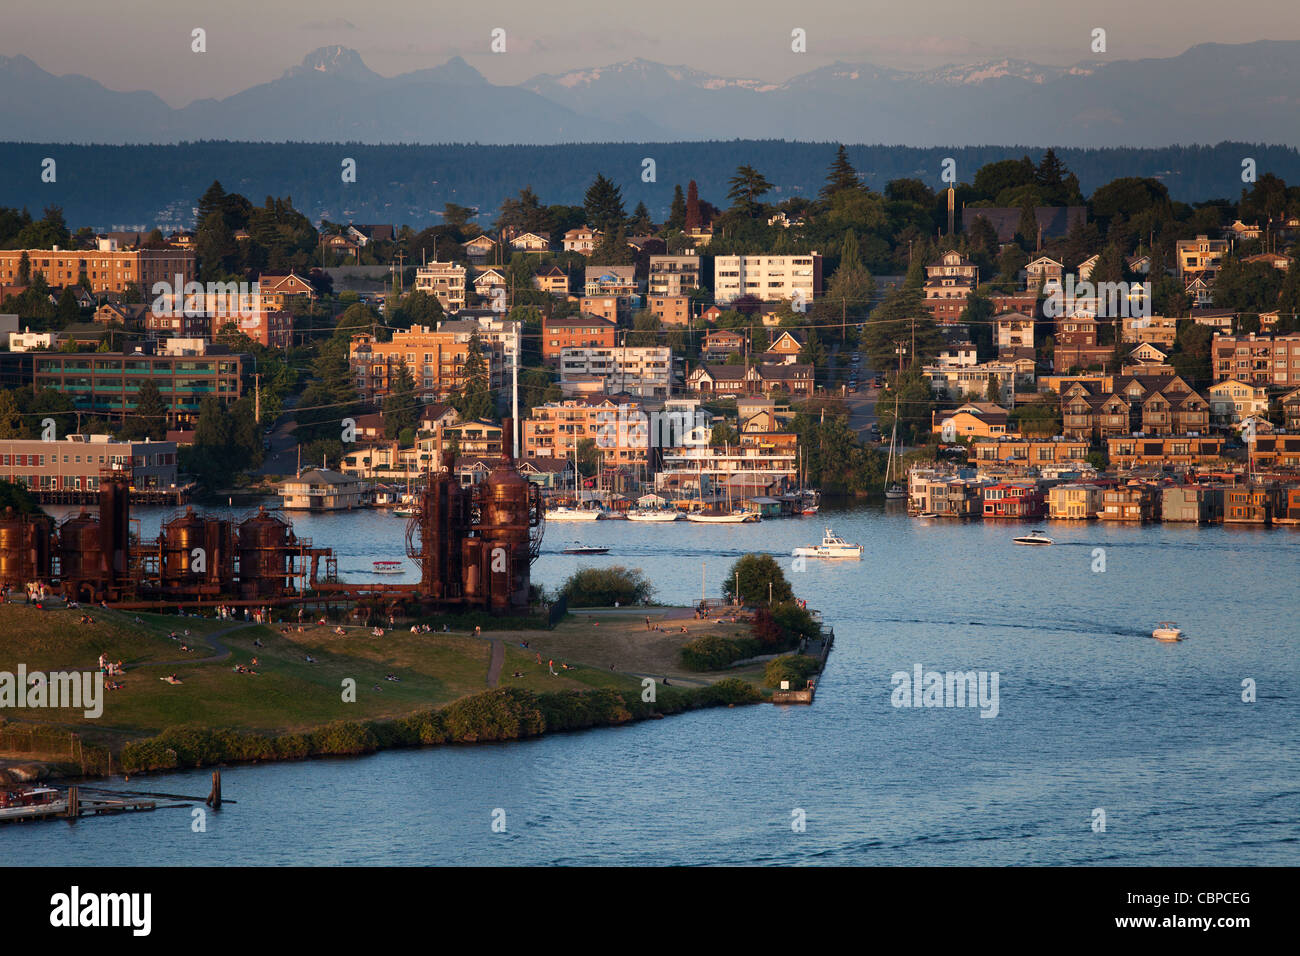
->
[161,507,208,586]
[410,452,467,601]
[238,507,293,598]
[203,517,235,586]
[0,508,53,583]
[476,424,535,611]
[98,471,131,584]
[58,510,103,583]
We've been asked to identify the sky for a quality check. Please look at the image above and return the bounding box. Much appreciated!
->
[4,0,1298,106]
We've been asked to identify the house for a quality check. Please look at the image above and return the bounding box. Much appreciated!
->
[1243,251,1293,271]
[472,268,507,297]
[994,311,1035,351]
[563,227,601,255]
[1162,484,1225,523]
[1224,484,1282,525]
[936,343,978,367]
[584,265,637,297]
[444,419,503,458]
[1281,387,1300,431]
[1060,374,1210,442]
[982,481,1048,519]
[1121,314,1178,347]
[1175,235,1229,278]
[1183,275,1214,308]
[922,250,977,325]
[279,468,367,510]
[1125,254,1152,275]
[702,329,746,362]
[93,302,150,328]
[1190,307,1234,332]
[463,234,497,260]
[1075,254,1100,281]
[1025,256,1064,287]
[413,261,467,312]
[932,403,1009,439]
[1229,220,1263,242]
[1048,483,1104,519]
[533,266,569,296]
[686,363,814,398]
[1208,379,1270,426]
[764,330,805,365]
[509,232,551,253]
[1099,484,1161,522]
[347,224,396,246]
[1054,311,1112,371]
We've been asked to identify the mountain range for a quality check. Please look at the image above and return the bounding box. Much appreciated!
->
[2,40,1299,146]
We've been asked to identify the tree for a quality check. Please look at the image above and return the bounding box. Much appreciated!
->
[685,180,702,231]
[560,566,655,607]
[985,374,1002,404]
[821,145,861,200]
[457,332,494,421]
[726,165,773,218]
[666,185,687,232]
[0,390,23,439]
[125,379,169,441]
[583,174,626,235]
[723,553,795,606]
[384,359,419,439]
[17,251,30,285]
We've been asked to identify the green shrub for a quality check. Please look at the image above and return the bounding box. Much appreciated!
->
[560,565,655,607]
[771,602,820,643]
[309,720,379,756]
[442,687,545,743]
[679,634,761,671]
[696,678,764,706]
[763,654,821,689]
[119,739,179,773]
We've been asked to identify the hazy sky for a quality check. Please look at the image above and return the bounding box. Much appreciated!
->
[5,0,1298,106]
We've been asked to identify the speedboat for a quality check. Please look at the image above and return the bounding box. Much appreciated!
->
[1013,530,1054,546]
[392,507,417,517]
[373,560,405,574]
[562,546,610,555]
[792,527,863,559]
[884,484,907,499]
[1152,622,1184,642]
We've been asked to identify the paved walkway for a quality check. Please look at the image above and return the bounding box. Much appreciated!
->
[126,622,254,671]
[486,638,504,688]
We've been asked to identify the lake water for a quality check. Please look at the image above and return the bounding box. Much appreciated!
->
[9,502,1300,865]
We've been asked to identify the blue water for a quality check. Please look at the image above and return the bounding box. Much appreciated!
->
[9,503,1299,865]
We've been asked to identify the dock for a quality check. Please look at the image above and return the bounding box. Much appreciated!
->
[772,678,817,705]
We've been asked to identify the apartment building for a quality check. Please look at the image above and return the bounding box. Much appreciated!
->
[413,261,467,312]
[648,255,701,297]
[648,294,692,326]
[969,437,1090,470]
[584,265,637,297]
[713,253,822,307]
[994,312,1035,350]
[1121,314,1179,347]
[541,315,617,362]
[558,345,675,399]
[0,239,195,294]
[437,315,521,382]
[349,326,499,402]
[1208,379,1270,425]
[1212,333,1300,388]
[924,357,1036,404]
[522,397,652,469]
[31,340,247,427]
[1060,374,1210,441]
[1106,435,1225,470]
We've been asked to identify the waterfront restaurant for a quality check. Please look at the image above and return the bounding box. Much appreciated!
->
[278,468,368,510]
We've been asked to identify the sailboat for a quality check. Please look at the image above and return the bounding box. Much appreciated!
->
[686,456,760,522]
[884,416,907,499]
[795,446,819,514]
[546,442,604,520]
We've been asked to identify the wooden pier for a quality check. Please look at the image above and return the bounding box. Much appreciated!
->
[0,771,225,823]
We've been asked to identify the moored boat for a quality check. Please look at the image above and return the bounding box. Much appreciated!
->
[544,506,603,521]
[625,508,682,522]
[685,509,760,523]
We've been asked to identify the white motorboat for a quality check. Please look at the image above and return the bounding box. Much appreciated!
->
[792,527,863,559]
[1013,530,1054,546]
[544,506,603,521]
[372,560,405,574]
[625,508,682,522]
[1152,622,1184,642]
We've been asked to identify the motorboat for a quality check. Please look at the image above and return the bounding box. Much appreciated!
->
[1152,622,1184,642]
[884,484,907,499]
[562,546,610,555]
[1013,530,1054,546]
[625,508,682,522]
[792,528,863,559]
[372,560,405,574]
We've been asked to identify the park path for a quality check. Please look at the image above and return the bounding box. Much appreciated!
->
[486,638,504,688]
[125,622,256,671]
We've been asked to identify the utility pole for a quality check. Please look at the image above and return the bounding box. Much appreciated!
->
[393,250,406,296]
[511,349,519,459]
[254,373,260,424]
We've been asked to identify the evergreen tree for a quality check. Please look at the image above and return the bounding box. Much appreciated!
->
[18,251,30,285]
[583,174,626,235]
[126,379,170,440]
[384,359,418,439]
[0,390,22,439]
[726,165,773,218]
[821,145,860,200]
[685,181,702,231]
[666,185,687,232]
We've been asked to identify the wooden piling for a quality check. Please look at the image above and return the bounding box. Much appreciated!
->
[206,770,222,810]
[66,786,79,818]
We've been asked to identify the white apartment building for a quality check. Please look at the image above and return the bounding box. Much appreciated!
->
[713,253,822,307]
[437,315,521,376]
[558,345,676,398]
[648,254,701,297]
[414,261,467,312]
[924,357,1037,404]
